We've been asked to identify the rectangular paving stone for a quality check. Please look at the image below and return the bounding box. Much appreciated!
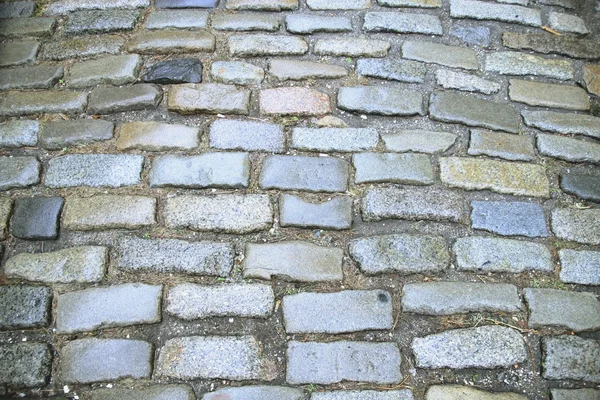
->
[429,91,519,133]
[0,120,38,147]
[0,343,52,388]
[0,286,51,329]
[560,173,600,202]
[285,14,352,34]
[88,84,162,114]
[0,65,63,90]
[164,194,272,234]
[155,0,218,7]
[0,17,55,38]
[468,129,535,161]
[353,153,434,185]
[542,336,600,383]
[287,341,401,384]
[279,195,352,230]
[168,83,250,115]
[313,390,414,400]
[283,290,393,334]
[156,336,268,380]
[213,13,280,31]
[338,86,423,116]
[0,156,40,190]
[427,386,526,400]
[362,187,467,223]
[402,41,478,70]
[0,91,88,117]
[229,34,307,56]
[147,9,209,29]
[0,40,39,67]
[143,58,202,84]
[552,208,600,245]
[551,389,600,400]
[46,154,143,188]
[291,128,378,152]
[471,200,548,237]
[509,79,590,110]
[435,69,500,95]
[41,35,125,61]
[58,338,153,384]
[537,134,600,164]
[68,54,142,88]
[403,282,521,315]
[259,155,348,192]
[117,121,198,151]
[40,119,114,149]
[307,0,371,8]
[502,32,600,60]
[45,0,149,15]
[203,386,304,400]
[209,119,285,152]
[0,196,12,240]
[522,110,600,139]
[166,283,274,319]
[548,11,587,34]
[440,157,550,197]
[382,130,457,153]
[314,38,390,57]
[357,58,426,83]
[63,195,156,231]
[485,51,573,80]
[127,30,215,54]
[242,241,344,282]
[226,0,298,10]
[525,288,600,332]
[64,10,139,35]
[363,11,442,35]
[0,1,34,18]
[11,196,64,240]
[584,64,600,97]
[450,0,541,25]
[211,61,264,85]
[149,153,250,188]
[559,249,600,286]
[260,87,330,116]
[87,385,196,400]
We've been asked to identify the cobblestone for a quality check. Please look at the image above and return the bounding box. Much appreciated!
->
[313,391,414,400]
[0,40,39,67]
[550,389,600,400]
[0,1,34,18]
[0,156,40,190]
[168,83,250,115]
[559,249,600,285]
[209,119,285,152]
[229,34,307,56]
[127,30,215,54]
[382,130,457,153]
[509,79,590,110]
[270,60,348,80]
[291,128,377,152]
[363,12,442,35]
[63,195,156,230]
[0,17,56,38]
[259,155,348,192]
[64,10,140,35]
[0,90,88,117]
[211,61,264,85]
[468,129,535,161]
[260,87,330,115]
[314,38,390,57]
[0,65,63,90]
[213,13,280,31]
[338,86,423,116]
[143,58,203,84]
[0,197,12,240]
[203,386,303,400]
[426,386,526,400]
[357,58,426,83]
[116,121,199,151]
[88,84,162,114]
[551,208,600,245]
[353,153,433,185]
[40,120,114,149]
[0,343,52,387]
[11,196,63,240]
[146,10,208,29]
[435,69,500,94]
[537,134,600,164]
[502,32,600,59]
[470,200,549,237]
[0,120,38,148]
[522,110,600,139]
[525,288,600,332]
[560,173,600,202]
[41,35,125,60]
[45,0,149,15]
[226,0,298,10]
[485,51,573,80]
[279,194,353,230]
[285,14,352,33]
[402,41,479,70]
[450,0,541,26]
[548,11,588,34]
[87,385,195,400]
[542,336,600,383]
[46,154,143,188]
[68,54,141,88]
[0,286,52,330]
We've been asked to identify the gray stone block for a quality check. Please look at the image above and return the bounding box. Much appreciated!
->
[0,91,88,117]
[226,0,298,10]
[0,1,34,18]
[0,65,63,90]
[314,38,390,57]
[471,201,548,237]
[426,386,526,400]
[211,61,264,85]
[41,35,124,61]
[435,69,501,94]
[550,389,600,400]
[0,120,38,148]
[279,194,352,230]
[212,13,280,31]
[127,30,215,54]
[307,0,370,9]
[116,121,199,151]
[551,208,600,245]
[313,391,414,400]
[229,34,307,56]
[402,41,479,70]
[0,286,51,329]
[353,152,434,185]
[559,249,600,285]
[509,79,589,111]
[338,86,423,116]
[202,386,303,400]
[357,58,426,83]
[45,0,149,15]
[485,51,573,80]
[0,40,39,67]
[291,128,378,152]
[0,343,52,388]
[209,119,285,152]
[560,173,600,202]
[364,11,442,34]
[64,10,140,35]
[68,54,141,88]
[269,60,347,80]
[381,130,457,153]
[87,385,195,400]
[538,134,600,164]
[168,83,250,115]
[450,0,541,25]
[468,129,535,161]
[0,197,12,240]
[147,9,208,29]
[0,157,39,189]
[40,119,114,149]
[285,14,352,33]
[0,17,56,39]
[88,84,162,114]
[542,336,600,383]
[522,110,600,140]
[46,154,143,188]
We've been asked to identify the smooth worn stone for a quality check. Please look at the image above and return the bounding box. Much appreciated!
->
[440,157,550,197]
[550,389,600,400]
[143,58,202,84]
[552,208,600,245]
[559,249,600,285]
[63,195,156,231]
[0,1,34,18]
[211,61,264,85]
[147,9,208,29]
[242,241,344,282]
[0,120,38,147]
[203,386,303,400]
[166,283,274,319]
[5,246,107,283]
[412,325,526,369]
[59,338,153,384]
[41,35,124,61]
[287,341,401,384]
[537,134,600,164]
[471,200,548,237]
[364,11,442,35]
[156,336,268,380]
[357,58,426,83]
[279,194,352,230]
[46,154,143,188]
[426,386,526,400]
[338,86,422,116]
[56,284,162,334]
[285,14,352,34]
[213,13,280,31]
[402,41,478,70]
[0,40,39,67]
[429,91,519,133]
[0,197,12,240]
[353,153,434,185]
[64,10,139,35]
[150,153,250,188]
[454,236,553,273]
[164,194,272,234]
[349,234,449,274]
[0,91,87,117]
[116,237,233,276]
[68,54,141,88]
[435,69,500,94]
[485,51,573,80]
[155,0,219,7]
[314,38,390,57]
[382,130,457,153]
[269,59,347,80]
[0,286,51,329]
[88,385,196,400]
[0,156,39,190]
[522,110,600,139]
[168,83,250,115]
[468,129,535,161]
[403,282,521,315]
[0,17,55,38]
[291,128,378,152]
[12,196,63,240]
[537,0,578,7]
[40,119,113,149]
[283,290,392,334]
[117,121,198,151]
[543,336,600,383]
[260,87,330,116]
[307,0,370,8]
[502,32,600,60]
[584,64,600,97]
[45,0,150,15]
[548,11,587,34]
[229,34,307,56]
[209,119,285,152]
[450,0,541,26]
[450,25,490,46]
[127,30,215,54]
[560,173,600,202]
[313,390,414,400]
[509,79,589,110]
[0,65,63,90]
[525,288,600,332]
[0,343,52,388]
[315,115,348,128]
[259,155,348,192]
[88,84,162,114]
[226,0,298,10]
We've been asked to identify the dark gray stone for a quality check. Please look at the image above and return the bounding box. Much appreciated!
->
[0,120,38,148]
[353,153,434,185]
[356,58,426,83]
[338,86,423,116]
[551,208,600,245]
[88,385,196,400]
[525,288,600,332]
[0,91,88,117]
[41,35,124,61]
[468,129,535,161]
[146,9,208,29]
[40,120,114,149]
[12,197,63,240]
[202,386,303,400]
[212,13,280,31]
[143,58,202,84]
[559,249,600,286]
[279,194,352,230]
[0,343,52,388]
[0,17,55,39]
[551,389,600,400]
[471,201,548,237]
[156,0,219,7]
[450,25,490,46]
[503,32,600,60]
[363,11,442,34]
[64,10,140,35]
[88,84,162,114]
[0,1,34,18]
[209,119,285,152]
[0,65,63,90]
[0,286,52,329]
[285,14,352,33]
[542,336,600,383]
[0,156,40,190]
[560,173,600,202]
[0,40,39,67]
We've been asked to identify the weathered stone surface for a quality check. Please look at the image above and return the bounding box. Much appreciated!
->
[143,58,202,84]
[0,343,52,388]
[41,35,124,61]
[0,17,55,38]
[291,128,377,152]
[0,65,63,90]
[313,391,414,400]
[349,234,449,274]
[0,1,34,18]
[0,91,87,117]
[364,11,441,34]
[469,129,535,161]
[88,84,162,114]
[429,91,519,133]
[283,290,393,333]
[440,157,550,197]
[164,194,272,233]
[5,246,107,283]
[454,236,552,273]
[209,119,285,152]
[523,110,600,139]
[435,69,500,94]
[242,241,344,282]
[357,58,425,83]
[561,173,600,202]
[40,119,114,149]
[229,34,307,56]
[0,197,12,240]
[166,283,274,319]
[426,386,526,400]
[64,10,139,35]
[146,10,208,29]
[260,87,330,116]
[550,389,600,400]
[485,52,573,80]
[117,121,198,151]
[471,201,548,237]
[402,41,478,70]
[450,24,490,46]
[168,84,250,115]
[353,153,434,185]
[382,130,457,153]
[63,195,156,230]
[403,282,521,315]
[502,32,600,60]
[525,288,600,332]
[155,0,218,7]
[45,0,149,15]
[538,134,600,164]
[280,194,352,230]
[285,14,352,34]
[226,0,298,10]
[0,286,51,329]
[559,249,600,285]
[287,341,401,384]
[259,155,348,192]
[156,336,268,380]
[548,11,587,34]
[127,30,215,54]
[46,154,143,188]
[11,196,63,240]
[314,38,390,57]
[412,325,526,369]
[0,40,39,67]
[450,0,541,26]
[59,338,153,384]
[211,61,264,85]
[509,79,590,111]
[584,64,600,97]
[88,385,196,400]
[552,208,600,245]
[0,156,39,190]
[203,386,303,400]
[213,13,280,31]
[542,336,600,383]
[307,0,370,8]
[0,120,38,148]
[68,54,141,88]
[338,86,423,116]
[116,237,233,276]
[269,59,347,80]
